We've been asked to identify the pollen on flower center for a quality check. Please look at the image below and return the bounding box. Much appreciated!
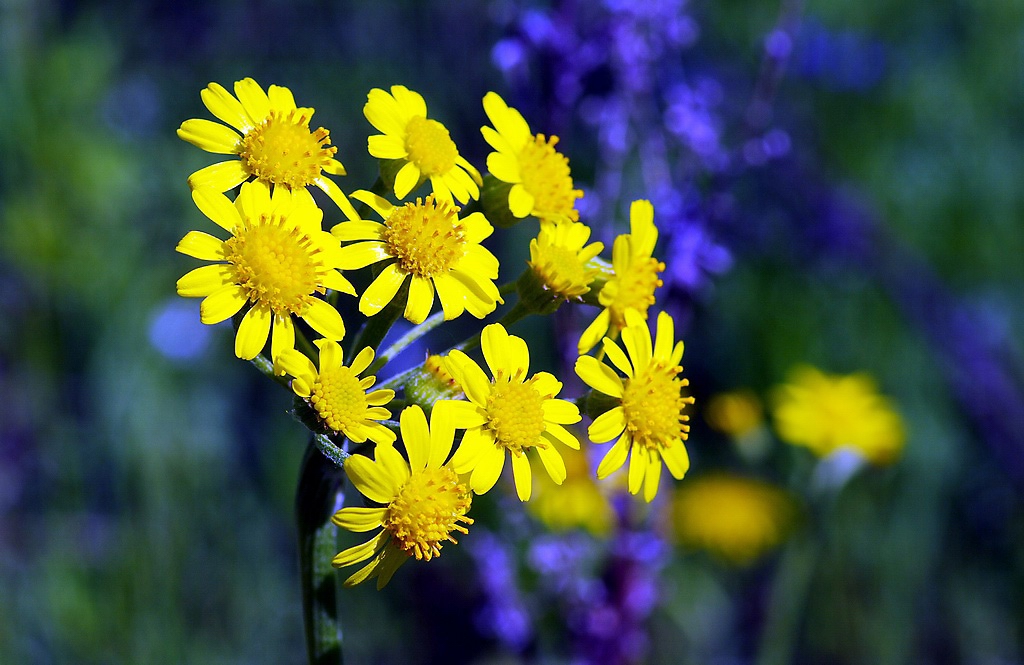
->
[486,379,547,453]
[382,195,465,276]
[517,134,581,220]
[621,362,693,450]
[310,367,367,433]
[607,257,665,325]
[383,466,473,561]
[224,218,322,315]
[529,243,594,298]
[404,116,458,176]
[239,110,337,188]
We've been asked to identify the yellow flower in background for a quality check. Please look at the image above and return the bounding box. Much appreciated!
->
[671,474,795,566]
[528,444,615,537]
[276,340,396,446]
[441,324,582,501]
[177,78,358,219]
[579,200,665,354]
[175,180,354,360]
[705,389,764,439]
[332,191,502,324]
[575,309,695,502]
[772,365,905,465]
[364,85,482,203]
[527,220,604,300]
[333,405,472,589]
[481,92,583,223]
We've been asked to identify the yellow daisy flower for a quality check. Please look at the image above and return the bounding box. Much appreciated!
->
[481,92,583,223]
[177,78,357,219]
[671,474,795,566]
[333,405,472,589]
[364,85,482,204]
[705,390,764,439]
[574,309,695,502]
[275,340,396,445]
[525,219,604,304]
[175,180,354,360]
[772,365,905,465]
[439,323,582,502]
[578,200,665,354]
[332,191,502,324]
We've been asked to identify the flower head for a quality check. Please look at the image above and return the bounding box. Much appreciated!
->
[440,324,582,501]
[526,220,604,301]
[365,85,482,204]
[705,390,764,439]
[772,365,905,465]
[276,340,395,445]
[579,200,665,354]
[575,309,694,502]
[177,78,358,218]
[481,92,583,223]
[671,474,794,566]
[332,191,502,324]
[175,180,354,360]
[334,405,472,589]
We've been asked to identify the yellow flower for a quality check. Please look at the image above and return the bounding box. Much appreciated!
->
[579,200,665,354]
[175,180,354,360]
[526,220,604,301]
[528,444,615,537]
[671,474,794,566]
[333,405,472,589]
[440,324,582,501]
[772,365,905,465]
[481,92,583,223]
[574,309,695,502]
[364,85,482,204]
[177,78,357,219]
[705,390,764,439]
[276,340,396,445]
[332,191,502,324]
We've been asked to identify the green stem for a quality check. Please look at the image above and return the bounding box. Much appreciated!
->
[370,310,447,374]
[313,433,350,469]
[296,443,346,665]
[250,355,289,387]
[346,297,403,365]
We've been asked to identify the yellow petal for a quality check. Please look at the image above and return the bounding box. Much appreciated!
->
[176,230,225,261]
[578,309,610,355]
[543,422,580,450]
[627,443,647,495]
[375,443,411,487]
[359,264,407,317]
[332,507,387,532]
[507,183,535,218]
[535,445,567,485]
[589,407,626,443]
[660,440,690,480]
[393,161,421,199]
[333,531,386,568]
[200,82,251,132]
[314,338,344,371]
[349,346,375,375]
[303,298,346,340]
[643,453,662,503]
[177,264,232,297]
[404,275,434,324]
[601,338,634,378]
[368,134,407,160]
[510,452,532,502]
[270,313,295,361]
[199,285,247,324]
[344,454,397,504]
[399,405,431,472]
[188,160,248,193]
[235,304,271,359]
[267,84,296,112]
[427,404,457,468]
[335,241,392,270]
[597,432,631,479]
[276,348,317,388]
[177,118,241,154]
[233,78,270,122]
[653,311,675,361]
[574,355,624,398]
[314,176,360,221]
[541,399,580,425]
[470,442,505,495]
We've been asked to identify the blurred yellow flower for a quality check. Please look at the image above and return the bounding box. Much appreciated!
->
[481,92,583,223]
[671,474,795,566]
[276,341,395,446]
[575,309,695,502]
[364,85,482,203]
[528,444,615,537]
[177,78,357,218]
[333,406,472,589]
[175,181,354,361]
[332,191,502,324]
[579,200,665,354]
[441,324,582,501]
[772,365,905,464]
[705,390,764,439]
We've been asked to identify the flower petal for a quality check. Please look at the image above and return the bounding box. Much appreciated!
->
[543,422,581,450]
[176,230,225,261]
[187,160,248,192]
[597,432,631,479]
[233,78,270,122]
[303,298,346,340]
[199,285,247,324]
[177,118,241,154]
[660,440,690,480]
[643,453,662,503]
[200,82,251,132]
[235,304,272,359]
[589,406,626,443]
[510,452,532,501]
[535,445,567,485]
[375,443,411,488]
[400,405,431,472]
[270,312,295,362]
[542,398,581,425]
[177,264,232,297]
[404,275,434,324]
[344,454,397,504]
[332,507,387,532]
[359,263,407,317]
[470,441,505,495]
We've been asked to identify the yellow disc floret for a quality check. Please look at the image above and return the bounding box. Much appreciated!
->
[622,361,694,450]
[404,116,459,176]
[383,465,473,561]
[310,366,368,434]
[382,195,465,277]
[602,256,665,326]
[517,134,582,221]
[239,109,338,189]
[223,218,321,315]
[486,379,547,453]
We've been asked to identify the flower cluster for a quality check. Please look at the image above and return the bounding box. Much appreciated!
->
[174,77,697,588]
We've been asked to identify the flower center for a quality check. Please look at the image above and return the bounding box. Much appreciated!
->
[224,217,323,315]
[621,361,694,450]
[517,134,582,221]
[404,116,458,176]
[381,195,465,277]
[604,257,665,327]
[529,242,596,299]
[486,379,547,454]
[310,366,366,434]
[239,110,337,189]
[383,466,473,561]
